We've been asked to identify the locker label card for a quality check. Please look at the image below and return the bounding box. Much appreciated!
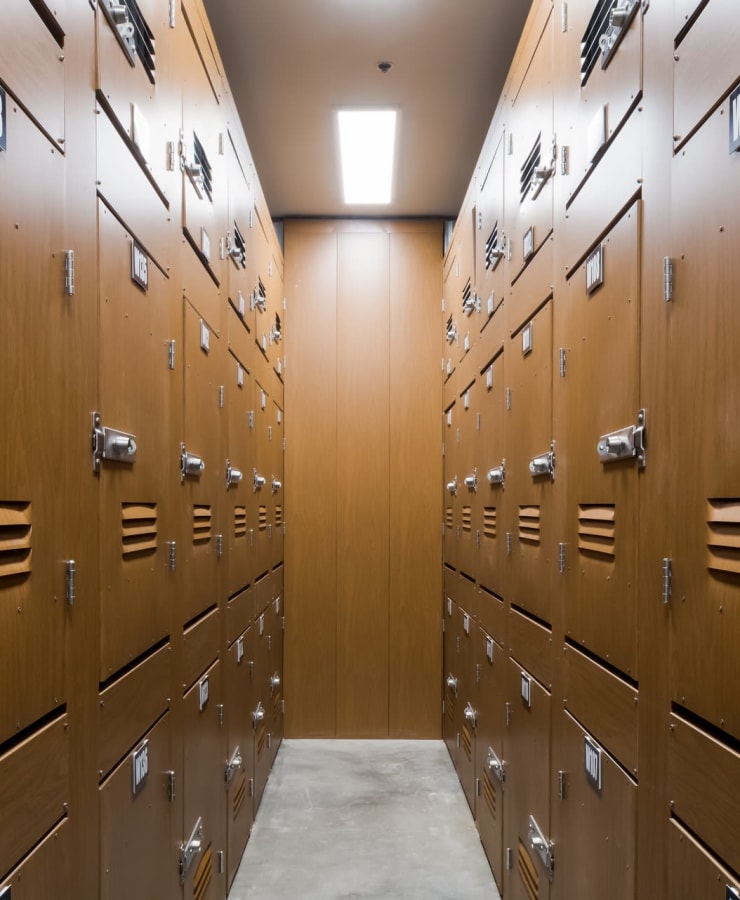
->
[132,739,149,795]
[131,239,149,292]
[586,244,604,294]
[521,671,531,707]
[584,735,602,791]
[0,87,6,152]
[730,85,740,154]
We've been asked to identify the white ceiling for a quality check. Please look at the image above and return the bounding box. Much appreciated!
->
[202,0,532,219]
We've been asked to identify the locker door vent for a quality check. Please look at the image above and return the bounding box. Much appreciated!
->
[232,772,247,819]
[258,506,267,531]
[518,838,540,900]
[446,687,456,723]
[121,502,158,557]
[0,501,32,580]
[520,133,542,203]
[193,505,212,544]
[446,507,454,532]
[461,278,475,315]
[101,0,156,84]
[275,505,283,529]
[577,503,616,559]
[192,841,213,900]
[518,506,541,545]
[231,221,246,268]
[462,722,473,761]
[580,0,613,87]
[272,691,282,721]
[462,506,473,533]
[707,499,740,576]
[192,132,213,203]
[482,769,497,821]
[483,507,497,539]
[256,721,266,757]
[234,506,247,538]
[485,221,502,271]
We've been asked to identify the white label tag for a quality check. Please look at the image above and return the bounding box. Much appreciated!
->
[132,740,149,795]
[523,226,534,261]
[131,240,149,292]
[237,636,244,663]
[200,320,210,352]
[586,244,604,294]
[521,672,531,707]
[199,675,209,711]
[584,735,602,791]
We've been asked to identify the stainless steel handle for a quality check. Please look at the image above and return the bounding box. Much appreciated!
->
[464,702,477,727]
[529,442,555,480]
[254,470,266,491]
[446,674,458,693]
[181,444,205,480]
[252,703,265,723]
[487,461,505,486]
[271,476,282,494]
[464,470,477,491]
[271,673,281,690]
[446,477,458,496]
[226,460,243,488]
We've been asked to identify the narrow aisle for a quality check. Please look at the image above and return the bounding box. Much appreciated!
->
[228,740,500,900]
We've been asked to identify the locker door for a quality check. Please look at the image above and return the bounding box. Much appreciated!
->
[266,590,284,766]
[181,301,226,626]
[0,103,67,742]
[456,197,479,363]
[0,819,70,899]
[557,203,641,678]
[669,91,740,739]
[505,6,554,282]
[443,594,460,767]
[252,608,271,812]
[475,130,506,330]
[443,401,458,569]
[457,604,478,815]
[475,629,507,893]
[100,713,178,900]
[504,299,554,624]
[551,711,636,900]
[269,398,284,570]
[225,132,256,324]
[225,626,255,889]
[504,659,552,900]
[668,819,740,900]
[252,376,271,578]
[97,201,177,678]
[457,377,479,580]
[182,659,226,900]
[443,248,460,383]
[477,340,507,598]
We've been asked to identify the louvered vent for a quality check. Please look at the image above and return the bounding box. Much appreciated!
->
[446,687,456,723]
[255,278,267,312]
[462,722,473,761]
[485,221,501,270]
[193,505,212,544]
[275,505,283,529]
[103,0,155,83]
[446,507,454,531]
[233,773,247,819]
[518,839,539,900]
[578,504,616,559]
[462,506,472,533]
[0,502,32,580]
[518,506,541,545]
[482,769,497,821]
[272,691,282,721]
[580,0,614,87]
[234,507,247,539]
[121,503,157,557]
[232,221,246,268]
[520,133,542,203]
[461,279,474,315]
[192,842,212,900]
[258,506,267,531]
[192,132,213,202]
[483,507,497,540]
[256,721,266,757]
[707,499,740,576]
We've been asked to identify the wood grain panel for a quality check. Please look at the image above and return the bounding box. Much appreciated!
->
[336,230,390,737]
[389,223,443,737]
[283,225,338,737]
[0,819,70,899]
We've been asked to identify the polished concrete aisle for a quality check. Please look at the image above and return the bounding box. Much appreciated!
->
[228,740,501,900]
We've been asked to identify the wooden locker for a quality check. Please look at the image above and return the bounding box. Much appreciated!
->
[268,396,284,570]
[668,819,740,899]
[99,713,178,900]
[457,600,478,816]
[475,128,506,332]
[477,585,506,650]
[443,244,461,382]
[226,584,253,647]
[443,592,461,768]
[457,373,479,581]
[225,130,256,327]
[252,607,272,812]
[252,372,272,578]
[556,202,642,679]
[443,399,459,570]
[0,820,70,899]
[509,606,554,693]
[0,101,67,743]
[266,590,284,766]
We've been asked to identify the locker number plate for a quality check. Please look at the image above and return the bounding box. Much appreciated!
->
[200,320,210,352]
[131,239,149,292]
[523,227,534,261]
[199,675,209,711]
[237,636,244,664]
[0,87,6,152]
[730,86,740,154]
[521,672,531,707]
[585,735,602,791]
[132,739,149,795]
[585,244,604,294]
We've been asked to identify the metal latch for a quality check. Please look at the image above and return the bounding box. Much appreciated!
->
[181,444,205,481]
[270,672,281,692]
[253,470,266,491]
[92,412,137,473]
[487,747,505,785]
[529,441,555,480]
[446,674,458,695]
[487,460,505,487]
[446,316,458,344]
[252,702,265,725]
[226,460,243,489]
[464,702,477,728]
[179,817,203,882]
[596,409,646,468]
[446,476,458,496]
[599,0,639,71]
[530,139,556,200]
[271,476,282,494]
[464,469,478,492]
[102,0,136,59]
[224,746,243,787]
[528,814,554,879]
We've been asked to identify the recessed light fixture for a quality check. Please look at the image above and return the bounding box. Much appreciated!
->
[337,108,397,205]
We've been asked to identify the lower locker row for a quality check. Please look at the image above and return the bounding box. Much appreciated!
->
[444,583,740,900]
[0,573,284,899]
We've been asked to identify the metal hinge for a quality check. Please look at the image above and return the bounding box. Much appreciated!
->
[597,409,646,468]
[65,560,76,606]
[506,532,512,557]
[167,141,176,170]
[476,777,481,796]
[168,541,176,572]
[476,663,481,685]
[662,557,672,605]
[281,699,285,714]
[477,210,483,230]
[218,385,224,408]
[506,387,512,410]
[168,0,176,27]
[248,410,255,430]
[167,770,176,802]
[168,340,176,370]
[65,250,75,296]
[506,847,513,870]
[664,257,674,302]
[558,770,567,800]
[559,542,566,574]
[216,534,223,559]
[218,850,224,874]
[249,777,254,796]
[560,144,569,175]
[528,815,554,879]
[505,701,512,726]
[559,348,567,378]
[442,699,445,716]
[217,703,224,727]
[561,2,568,31]
[476,530,481,548]
[476,412,481,431]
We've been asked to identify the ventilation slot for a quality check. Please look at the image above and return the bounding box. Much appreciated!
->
[707,499,740,576]
[275,505,283,529]
[446,688,456,723]
[273,691,282,721]
[193,132,213,202]
[520,133,542,203]
[462,506,472,533]
[121,503,158,557]
[233,773,247,819]
[578,504,616,560]
[255,278,267,312]
[462,722,473,761]
[256,722,266,757]
[234,507,247,539]
[482,769,497,821]
[446,507,454,531]
[102,0,155,83]
[461,278,474,315]
[518,506,541,545]
[192,842,212,900]
[232,221,246,268]
[193,505,212,544]
[580,0,614,87]
[258,506,267,532]
[0,501,32,580]
[485,221,501,270]
[483,507,497,540]
[518,839,540,900]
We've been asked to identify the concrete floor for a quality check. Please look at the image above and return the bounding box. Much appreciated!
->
[228,740,501,900]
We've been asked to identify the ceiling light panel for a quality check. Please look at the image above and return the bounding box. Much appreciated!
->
[337,109,397,204]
